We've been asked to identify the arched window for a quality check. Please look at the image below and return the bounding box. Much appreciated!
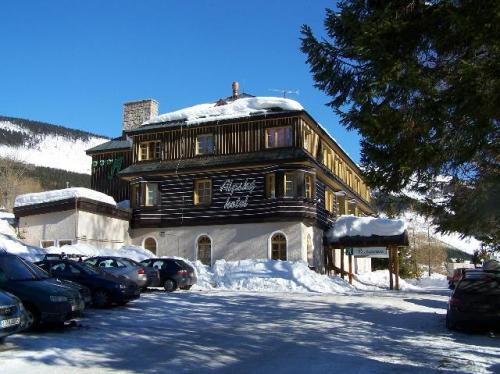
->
[271,233,287,261]
[197,236,212,266]
[306,234,314,267]
[144,237,157,255]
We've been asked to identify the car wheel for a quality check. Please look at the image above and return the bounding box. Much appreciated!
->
[163,279,177,292]
[24,304,40,330]
[92,290,110,308]
[116,300,129,306]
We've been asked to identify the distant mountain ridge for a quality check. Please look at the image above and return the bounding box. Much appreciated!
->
[0,115,109,174]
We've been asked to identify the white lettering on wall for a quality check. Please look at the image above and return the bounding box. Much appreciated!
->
[220,178,256,210]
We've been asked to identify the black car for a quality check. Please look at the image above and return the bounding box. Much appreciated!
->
[446,270,500,331]
[0,253,84,328]
[36,258,140,308]
[24,260,92,307]
[0,290,28,342]
[140,258,197,292]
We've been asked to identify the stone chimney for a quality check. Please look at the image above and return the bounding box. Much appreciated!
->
[123,99,159,132]
[232,81,239,99]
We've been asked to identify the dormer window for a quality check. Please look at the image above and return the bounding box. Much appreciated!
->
[265,126,292,148]
[196,134,214,155]
[138,141,161,161]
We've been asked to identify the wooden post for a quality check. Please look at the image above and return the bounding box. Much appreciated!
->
[388,246,393,290]
[394,246,400,291]
[324,247,329,275]
[332,248,336,275]
[348,254,353,285]
[340,248,345,279]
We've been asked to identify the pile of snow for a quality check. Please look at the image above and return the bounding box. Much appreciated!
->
[327,215,407,240]
[143,97,304,126]
[406,272,448,289]
[355,270,421,291]
[14,187,116,208]
[190,259,354,294]
[40,243,155,262]
[0,120,107,174]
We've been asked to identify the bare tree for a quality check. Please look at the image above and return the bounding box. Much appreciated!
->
[0,154,33,211]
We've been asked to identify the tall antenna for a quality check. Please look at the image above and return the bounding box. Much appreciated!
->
[268,88,300,98]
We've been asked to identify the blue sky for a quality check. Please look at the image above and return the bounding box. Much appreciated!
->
[0,1,361,162]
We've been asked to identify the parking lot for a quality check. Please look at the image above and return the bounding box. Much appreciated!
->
[1,289,499,373]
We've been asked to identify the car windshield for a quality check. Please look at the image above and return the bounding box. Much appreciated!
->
[121,258,140,267]
[24,261,50,279]
[456,277,500,296]
[78,263,100,275]
[0,256,39,281]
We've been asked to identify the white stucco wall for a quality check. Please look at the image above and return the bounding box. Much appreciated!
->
[76,210,130,250]
[18,210,77,247]
[17,209,130,250]
[131,221,325,267]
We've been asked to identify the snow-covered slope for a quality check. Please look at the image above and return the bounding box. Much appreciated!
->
[0,117,108,174]
[400,210,481,254]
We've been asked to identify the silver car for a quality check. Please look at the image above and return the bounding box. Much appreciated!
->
[84,257,150,288]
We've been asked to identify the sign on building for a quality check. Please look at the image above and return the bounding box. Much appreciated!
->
[345,247,389,258]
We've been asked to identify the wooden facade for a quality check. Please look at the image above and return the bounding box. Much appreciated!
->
[88,149,132,203]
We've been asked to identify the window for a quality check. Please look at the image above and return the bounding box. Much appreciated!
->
[303,127,315,154]
[144,237,157,255]
[196,134,214,155]
[265,126,292,148]
[305,174,314,200]
[194,179,212,206]
[284,173,296,197]
[145,183,159,206]
[307,234,313,267]
[265,173,276,199]
[325,189,335,213]
[271,233,287,261]
[131,184,141,207]
[58,239,73,247]
[322,147,334,171]
[337,193,347,215]
[40,240,55,249]
[138,141,162,161]
[197,236,212,266]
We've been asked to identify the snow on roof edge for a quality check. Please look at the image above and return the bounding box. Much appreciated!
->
[327,215,407,240]
[14,188,117,208]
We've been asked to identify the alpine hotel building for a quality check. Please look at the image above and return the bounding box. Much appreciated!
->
[86,83,374,272]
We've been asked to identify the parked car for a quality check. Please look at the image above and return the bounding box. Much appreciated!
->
[84,256,158,289]
[139,258,197,292]
[23,260,92,307]
[446,270,500,331]
[0,290,28,343]
[35,258,140,308]
[448,268,482,289]
[0,253,84,328]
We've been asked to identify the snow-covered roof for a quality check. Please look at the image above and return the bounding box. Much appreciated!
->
[14,187,117,208]
[142,97,304,127]
[327,215,407,240]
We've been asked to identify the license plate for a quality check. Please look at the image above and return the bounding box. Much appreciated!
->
[71,304,83,311]
[0,317,20,328]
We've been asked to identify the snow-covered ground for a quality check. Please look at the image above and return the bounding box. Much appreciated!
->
[1,289,499,373]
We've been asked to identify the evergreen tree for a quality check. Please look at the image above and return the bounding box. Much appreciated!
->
[301,0,499,251]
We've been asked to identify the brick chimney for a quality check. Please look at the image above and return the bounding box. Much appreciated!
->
[123,99,159,132]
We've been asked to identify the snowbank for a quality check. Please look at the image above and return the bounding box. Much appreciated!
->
[355,270,420,291]
[406,272,448,289]
[14,187,116,208]
[42,243,155,262]
[327,215,407,240]
[143,97,304,126]
[190,259,354,294]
